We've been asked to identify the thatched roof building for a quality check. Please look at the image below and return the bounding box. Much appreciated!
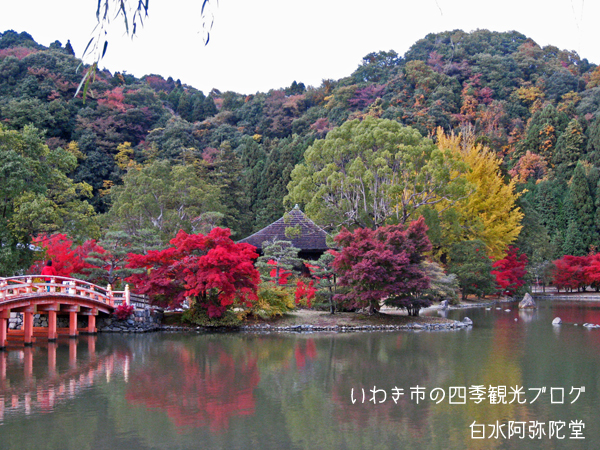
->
[238,205,330,259]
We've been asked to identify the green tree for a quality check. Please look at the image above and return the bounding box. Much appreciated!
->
[253,135,312,230]
[285,117,469,231]
[307,251,338,314]
[107,159,221,244]
[514,104,570,161]
[77,230,147,287]
[563,162,596,256]
[0,125,97,274]
[203,141,251,237]
[256,240,301,284]
[586,115,600,165]
[448,240,495,301]
[552,118,586,180]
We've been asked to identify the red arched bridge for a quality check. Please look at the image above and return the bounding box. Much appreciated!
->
[0,276,131,349]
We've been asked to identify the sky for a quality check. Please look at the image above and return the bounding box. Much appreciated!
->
[1,0,598,95]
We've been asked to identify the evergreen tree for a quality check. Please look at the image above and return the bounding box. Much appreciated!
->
[307,251,338,314]
[254,135,312,230]
[553,118,586,180]
[563,162,596,255]
[237,136,267,233]
[586,116,600,166]
[64,40,75,56]
[256,240,302,284]
[204,141,251,237]
[514,104,569,161]
[448,240,495,300]
[534,179,567,255]
[77,231,152,287]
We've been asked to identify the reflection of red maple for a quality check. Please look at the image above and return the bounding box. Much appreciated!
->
[125,343,260,431]
[293,339,317,369]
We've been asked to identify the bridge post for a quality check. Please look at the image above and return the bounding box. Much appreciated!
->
[23,308,34,346]
[0,310,8,350]
[87,308,97,334]
[69,311,78,338]
[48,308,58,341]
[125,284,130,306]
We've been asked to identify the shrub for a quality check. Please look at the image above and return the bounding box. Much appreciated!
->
[181,307,243,327]
[113,303,134,320]
[247,283,295,319]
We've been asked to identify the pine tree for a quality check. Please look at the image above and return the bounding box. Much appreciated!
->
[77,231,155,287]
[256,240,301,284]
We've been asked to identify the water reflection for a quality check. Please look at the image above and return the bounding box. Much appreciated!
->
[0,336,127,423]
[1,303,600,450]
[125,340,261,431]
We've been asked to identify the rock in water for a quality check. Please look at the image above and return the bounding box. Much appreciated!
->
[519,293,536,309]
[463,317,473,326]
[552,317,562,325]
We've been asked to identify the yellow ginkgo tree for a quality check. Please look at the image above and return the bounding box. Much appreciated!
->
[430,129,523,260]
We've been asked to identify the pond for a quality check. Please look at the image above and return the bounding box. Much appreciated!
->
[1,300,600,450]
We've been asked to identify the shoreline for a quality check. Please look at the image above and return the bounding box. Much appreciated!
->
[103,294,600,335]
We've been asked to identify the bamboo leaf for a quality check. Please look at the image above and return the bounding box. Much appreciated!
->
[82,37,94,58]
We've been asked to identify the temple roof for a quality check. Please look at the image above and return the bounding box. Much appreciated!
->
[238,206,329,252]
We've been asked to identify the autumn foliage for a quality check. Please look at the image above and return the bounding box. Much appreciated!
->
[552,254,594,292]
[266,259,316,307]
[127,227,260,317]
[113,303,134,320]
[491,246,528,296]
[332,217,431,314]
[30,234,102,277]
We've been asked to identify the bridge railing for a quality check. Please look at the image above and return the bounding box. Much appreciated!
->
[112,291,151,309]
[0,275,155,310]
[0,275,126,307]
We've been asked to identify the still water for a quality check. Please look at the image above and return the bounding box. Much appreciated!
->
[1,301,600,450]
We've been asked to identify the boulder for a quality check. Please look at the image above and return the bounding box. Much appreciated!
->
[552,317,562,325]
[519,293,537,309]
[463,317,473,326]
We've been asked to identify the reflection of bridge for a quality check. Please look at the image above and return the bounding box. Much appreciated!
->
[0,337,128,421]
[0,276,130,349]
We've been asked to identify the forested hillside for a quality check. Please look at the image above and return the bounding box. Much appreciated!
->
[1,28,600,277]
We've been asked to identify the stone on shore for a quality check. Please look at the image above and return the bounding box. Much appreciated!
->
[463,317,473,326]
[519,293,537,309]
[552,317,562,325]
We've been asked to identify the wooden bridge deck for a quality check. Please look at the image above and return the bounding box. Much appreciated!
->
[0,275,131,349]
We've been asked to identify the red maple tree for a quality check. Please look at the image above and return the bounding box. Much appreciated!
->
[552,255,589,292]
[30,234,101,277]
[584,253,600,290]
[491,246,528,296]
[127,227,260,317]
[332,217,431,314]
